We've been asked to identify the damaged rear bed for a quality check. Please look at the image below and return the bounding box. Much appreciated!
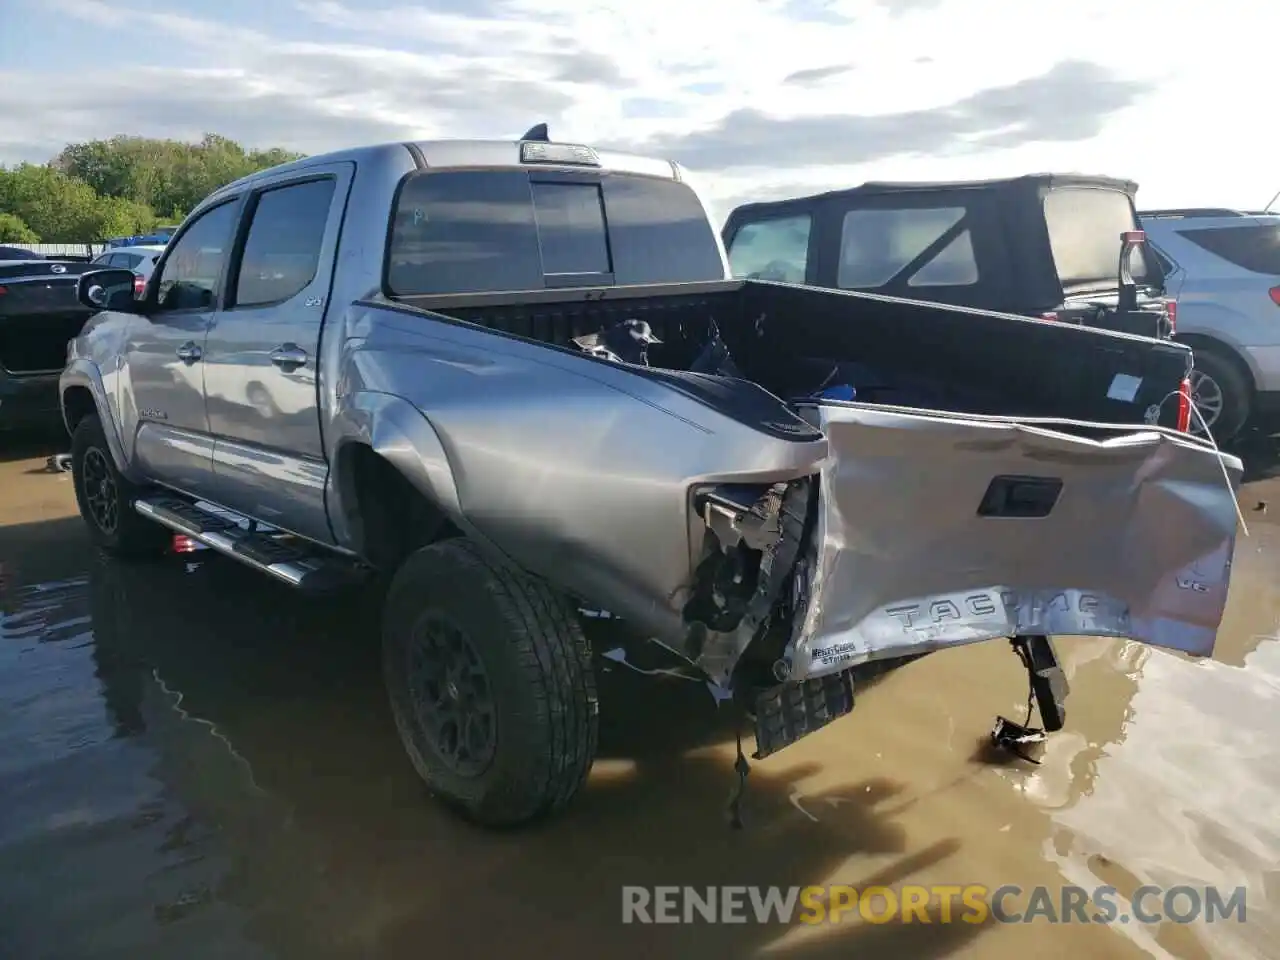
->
[382,277,1244,764]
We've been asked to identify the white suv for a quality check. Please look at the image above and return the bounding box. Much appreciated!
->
[1139,209,1280,443]
[91,244,165,297]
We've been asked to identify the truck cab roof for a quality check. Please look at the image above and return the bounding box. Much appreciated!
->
[213,137,686,203]
[184,131,729,303]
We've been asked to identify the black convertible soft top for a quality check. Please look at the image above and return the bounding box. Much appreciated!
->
[728,173,1139,213]
[725,173,1158,309]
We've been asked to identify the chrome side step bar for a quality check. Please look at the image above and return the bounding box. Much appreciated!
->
[133,496,363,592]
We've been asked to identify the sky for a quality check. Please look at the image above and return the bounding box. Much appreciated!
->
[0,0,1274,224]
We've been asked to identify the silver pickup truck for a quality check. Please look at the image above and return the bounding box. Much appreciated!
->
[59,133,1244,828]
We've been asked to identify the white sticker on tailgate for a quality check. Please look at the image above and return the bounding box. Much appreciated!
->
[1106,373,1142,402]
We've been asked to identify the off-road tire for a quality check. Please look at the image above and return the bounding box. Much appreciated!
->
[70,414,168,559]
[1190,349,1251,444]
[382,538,599,827]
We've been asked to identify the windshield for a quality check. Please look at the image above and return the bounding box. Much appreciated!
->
[1042,187,1156,290]
[386,170,728,296]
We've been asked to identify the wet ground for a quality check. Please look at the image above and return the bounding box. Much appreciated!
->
[2,432,1279,960]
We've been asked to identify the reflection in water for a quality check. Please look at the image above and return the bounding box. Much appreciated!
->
[1,510,1279,958]
[3,555,987,959]
[1049,637,1280,960]
[1038,522,1280,960]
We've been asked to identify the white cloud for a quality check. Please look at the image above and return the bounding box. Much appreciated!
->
[4,0,1278,214]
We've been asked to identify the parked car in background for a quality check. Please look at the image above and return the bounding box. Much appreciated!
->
[0,246,42,260]
[1139,208,1280,442]
[103,226,178,249]
[92,244,165,296]
[0,258,96,432]
[723,174,1174,341]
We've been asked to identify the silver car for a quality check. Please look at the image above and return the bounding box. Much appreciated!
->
[1140,209,1280,441]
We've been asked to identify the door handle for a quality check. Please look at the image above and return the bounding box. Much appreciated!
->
[269,343,307,372]
[176,341,202,364]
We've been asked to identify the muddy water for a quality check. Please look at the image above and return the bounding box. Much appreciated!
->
[2,447,1279,960]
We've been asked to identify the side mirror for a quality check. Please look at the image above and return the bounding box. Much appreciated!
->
[77,268,140,312]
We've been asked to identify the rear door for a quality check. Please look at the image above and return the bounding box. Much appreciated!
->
[200,163,353,543]
[816,189,1018,312]
[1160,220,1280,369]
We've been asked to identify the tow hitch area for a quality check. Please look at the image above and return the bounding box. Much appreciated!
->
[990,634,1070,764]
[725,633,1068,828]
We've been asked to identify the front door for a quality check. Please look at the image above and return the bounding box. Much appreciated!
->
[201,164,352,544]
[121,197,241,498]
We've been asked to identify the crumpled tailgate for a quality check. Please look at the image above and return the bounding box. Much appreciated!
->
[788,402,1244,682]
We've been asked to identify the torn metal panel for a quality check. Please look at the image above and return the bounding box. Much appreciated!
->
[784,403,1244,682]
[686,480,812,687]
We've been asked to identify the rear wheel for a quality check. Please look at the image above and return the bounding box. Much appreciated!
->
[70,414,168,558]
[382,538,598,827]
[1188,350,1251,444]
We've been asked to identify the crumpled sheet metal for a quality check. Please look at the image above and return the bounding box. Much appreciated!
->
[787,403,1245,683]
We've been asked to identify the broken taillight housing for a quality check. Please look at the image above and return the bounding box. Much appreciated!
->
[1177,377,1192,433]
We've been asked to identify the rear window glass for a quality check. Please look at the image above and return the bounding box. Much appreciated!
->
[1043,187,1153,288]
[529,181,610,275]
[386,170,725,295]
[1177,224,1280,275]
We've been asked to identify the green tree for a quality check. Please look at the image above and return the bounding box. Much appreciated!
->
[0,164,156,242]
[0,211,38,242]
[53,133,305,220]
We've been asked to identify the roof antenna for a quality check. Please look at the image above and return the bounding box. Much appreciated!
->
[521,123,550,142]
[1264,187,1280,214]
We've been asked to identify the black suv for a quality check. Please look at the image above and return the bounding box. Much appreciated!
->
[722,173,1174,340]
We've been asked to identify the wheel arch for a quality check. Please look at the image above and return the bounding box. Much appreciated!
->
[334,440,464,571]
[59,362,130,473]
[327,391,470,568]
[1177,333,1257,396]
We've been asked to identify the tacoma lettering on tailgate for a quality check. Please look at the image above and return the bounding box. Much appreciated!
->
[806,589,1131,671]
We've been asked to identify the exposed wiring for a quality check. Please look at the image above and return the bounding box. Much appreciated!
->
[598,647,704,682]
